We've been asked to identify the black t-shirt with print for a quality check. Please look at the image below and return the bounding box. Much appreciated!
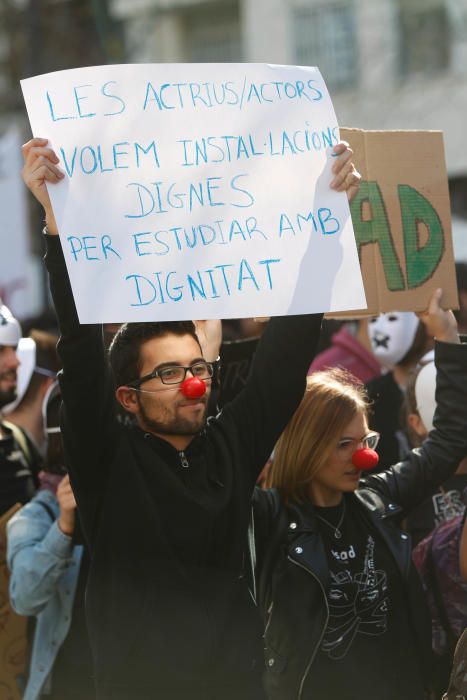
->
[405,474,467,547]
[303,498,426,700]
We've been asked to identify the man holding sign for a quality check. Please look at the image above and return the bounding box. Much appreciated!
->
[22,131,359,700]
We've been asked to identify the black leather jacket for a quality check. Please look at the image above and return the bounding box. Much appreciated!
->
[252,340,467,700]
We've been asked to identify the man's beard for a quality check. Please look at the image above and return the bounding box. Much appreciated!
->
[0,385,17,409]
[137,395,208,437]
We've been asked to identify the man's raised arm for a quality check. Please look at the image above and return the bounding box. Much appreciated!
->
[22,138,117,531]
[219,142,360,479]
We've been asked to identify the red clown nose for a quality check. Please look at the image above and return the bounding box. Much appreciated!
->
[180,376,206,399]
[351,448,379,471]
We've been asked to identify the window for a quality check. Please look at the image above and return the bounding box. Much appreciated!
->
[185,12,242,62]
[398,0,451,76]
[293,3,358,90]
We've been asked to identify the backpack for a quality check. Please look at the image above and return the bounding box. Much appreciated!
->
[413,512,467,657]
[443,627,467,700]
[2,420,32,465]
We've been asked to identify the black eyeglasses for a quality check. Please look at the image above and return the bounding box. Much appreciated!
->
[128,360,215,388]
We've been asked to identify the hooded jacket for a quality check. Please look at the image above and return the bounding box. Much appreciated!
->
[308,326,381,384]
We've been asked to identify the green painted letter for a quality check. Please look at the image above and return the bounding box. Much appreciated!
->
[350,181,405,291]
[399,185,444,289]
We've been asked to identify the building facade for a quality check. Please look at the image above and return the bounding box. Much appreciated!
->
[110,0,467,259]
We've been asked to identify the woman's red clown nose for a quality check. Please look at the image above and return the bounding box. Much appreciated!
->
[180,376,206,399]
[352,448,379,471]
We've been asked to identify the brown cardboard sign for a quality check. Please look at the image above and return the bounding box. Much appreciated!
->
[0,504,27,700]
[332,129,458,316]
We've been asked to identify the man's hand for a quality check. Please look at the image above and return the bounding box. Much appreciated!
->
[193,320,222,362]
[417,288,459,344]
[21,137,63,235]
[330,141,361,202]
[57,474,77,536]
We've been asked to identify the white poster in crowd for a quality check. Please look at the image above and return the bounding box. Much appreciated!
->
[0,127,42,319]
[21,63,366,323]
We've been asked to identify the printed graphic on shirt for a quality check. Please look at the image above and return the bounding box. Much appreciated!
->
[432,490,464,527]
[322,535,389,659]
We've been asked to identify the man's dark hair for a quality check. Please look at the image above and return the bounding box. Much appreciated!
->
[108,321,200,387]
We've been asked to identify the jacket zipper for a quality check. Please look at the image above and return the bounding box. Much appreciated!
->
[264,600,274,637]
[287,556,330,700]
[179,451,189,468]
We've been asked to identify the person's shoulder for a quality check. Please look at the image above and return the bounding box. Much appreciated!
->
[7,490,58,542]
[253,486,280,506]
[355,480,399,515]
[253,487,283,522]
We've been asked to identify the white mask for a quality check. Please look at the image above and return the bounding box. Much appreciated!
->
[3,337,36,414]
[368,312,419,369]
[415,361,436,434]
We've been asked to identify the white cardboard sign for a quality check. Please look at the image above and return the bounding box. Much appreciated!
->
[21,63,366,323]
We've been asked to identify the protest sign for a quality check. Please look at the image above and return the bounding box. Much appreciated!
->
[335,128,458,316]
[21,63,366,323]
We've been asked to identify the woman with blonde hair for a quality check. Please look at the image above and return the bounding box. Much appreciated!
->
[252,290,467,700]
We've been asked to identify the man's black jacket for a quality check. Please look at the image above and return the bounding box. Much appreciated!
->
[44,235,323,700]
[252,340,467,700]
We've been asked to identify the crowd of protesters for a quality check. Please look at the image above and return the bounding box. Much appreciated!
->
[0,136,467,700]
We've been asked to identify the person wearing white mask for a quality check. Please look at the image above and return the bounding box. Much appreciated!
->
[368,311,421,373]
[5,329,60,457]
[0,302,21,409]
[365,311,433,470]
[0,302,41,515]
